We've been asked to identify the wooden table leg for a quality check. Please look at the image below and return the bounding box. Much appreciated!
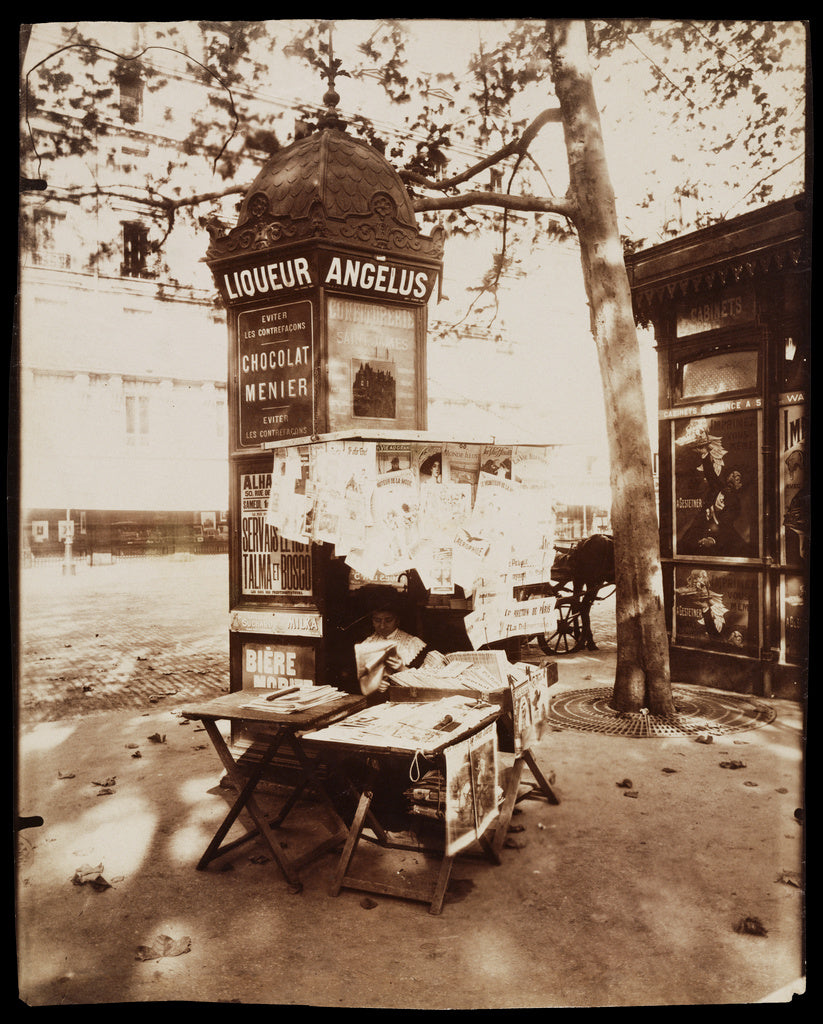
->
[428,854,455,915]
[197,720,306,887]
[197,769,265,870]
[196,722,284,868]
[491,755,526,858]
[330,788,374,897]
[523,748,560,804]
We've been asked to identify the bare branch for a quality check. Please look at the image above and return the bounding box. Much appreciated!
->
[165,184,251,210]
[413,189,575,220]
[400,107,563,193]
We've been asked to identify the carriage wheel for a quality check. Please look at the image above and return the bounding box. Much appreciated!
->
[537,601,581,655]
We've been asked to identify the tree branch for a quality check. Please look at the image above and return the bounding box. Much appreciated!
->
[400,107,563,192]
[412,189,575,220]
[165,184,250,210]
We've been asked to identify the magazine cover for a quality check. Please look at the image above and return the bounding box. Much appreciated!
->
[443,723,499,856]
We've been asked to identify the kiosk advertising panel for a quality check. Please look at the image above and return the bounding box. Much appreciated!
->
[325,297,420,430]
[672,407,761,560]
[237,299,314,447]
[240,640,316,690]
[673,565,760,658]
[778,396,807,566]
[240,469,312,597]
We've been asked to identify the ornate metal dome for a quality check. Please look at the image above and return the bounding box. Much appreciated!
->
[206,125,443,263]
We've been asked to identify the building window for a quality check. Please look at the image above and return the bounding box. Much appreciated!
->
[125,393,150,444]
[118,70,143,124]
[31,209,71,268]
[121,222,153,278]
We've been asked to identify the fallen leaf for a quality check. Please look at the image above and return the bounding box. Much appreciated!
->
[360,897,378,910]
[776,871,802,888]
[57,770,75,779]
[131,751,142,759]
[147,733,166,744]
[96,788,115,796]
[92,777,116,788]
[616,778,633,789]
[661,767,678,774]
[135,934,191,961]
[72,864,111,891]
[695,733,713,744]
[623,790,639,799]
[125,743,140,749]
[719,760,746,770]
[743,780,758,787]
[734,916,768,936]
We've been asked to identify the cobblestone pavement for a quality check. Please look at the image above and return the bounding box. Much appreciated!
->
[16,555,616,725]
[17,556,231,724]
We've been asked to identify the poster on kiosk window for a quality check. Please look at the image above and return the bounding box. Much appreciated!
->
[673,408,760,560]
[673,564,759,658]
[778,400,808,566]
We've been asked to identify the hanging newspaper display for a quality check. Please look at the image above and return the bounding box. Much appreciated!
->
[265,439,559,645]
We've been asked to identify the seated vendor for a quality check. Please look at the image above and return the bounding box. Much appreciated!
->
[347,590,446,830]
[358,591,446,697]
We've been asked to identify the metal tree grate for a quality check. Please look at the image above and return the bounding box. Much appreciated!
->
[547,686,777,738]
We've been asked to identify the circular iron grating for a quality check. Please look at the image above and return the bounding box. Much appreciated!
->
[547,686,777,738]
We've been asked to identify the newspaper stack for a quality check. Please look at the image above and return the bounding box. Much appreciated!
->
[241,685,349,714]
[403,770,446,821]
[388,659,504,694]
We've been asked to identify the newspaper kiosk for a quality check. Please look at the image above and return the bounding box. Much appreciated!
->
[625,194,809,700]
[204,84,563,701]
[191,79,562,898]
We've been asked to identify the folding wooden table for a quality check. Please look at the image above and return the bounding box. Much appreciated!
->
[303,703,503,914]
[181,689,366,891]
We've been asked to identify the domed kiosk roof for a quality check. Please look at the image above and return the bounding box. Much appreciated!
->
[239,128,419,231]
[206,120,443,263]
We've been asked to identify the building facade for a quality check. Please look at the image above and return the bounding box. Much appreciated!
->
[18,23,254,561]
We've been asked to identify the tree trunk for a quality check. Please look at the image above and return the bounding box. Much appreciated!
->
[547,20,674,716]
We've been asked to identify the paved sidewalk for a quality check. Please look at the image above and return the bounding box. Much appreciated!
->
[14,557,804,1009]
[18,556,231,723]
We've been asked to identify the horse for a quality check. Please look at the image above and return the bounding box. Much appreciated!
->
[552,533,615,651]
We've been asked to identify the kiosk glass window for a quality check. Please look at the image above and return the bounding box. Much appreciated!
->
[680,349,758,401]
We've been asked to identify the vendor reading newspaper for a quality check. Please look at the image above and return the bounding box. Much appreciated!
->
[355,587,446,696]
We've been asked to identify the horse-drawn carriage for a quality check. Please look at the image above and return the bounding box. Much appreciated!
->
[521,534,616,655]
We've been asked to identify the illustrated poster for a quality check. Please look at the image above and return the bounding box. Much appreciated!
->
[673,410,759,559]
[672,565,759,657]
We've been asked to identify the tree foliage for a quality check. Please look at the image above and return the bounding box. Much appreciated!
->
[22,19,805,251]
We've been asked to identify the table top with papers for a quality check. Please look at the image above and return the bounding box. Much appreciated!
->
[302,694,502,756]
[181,687,367,730]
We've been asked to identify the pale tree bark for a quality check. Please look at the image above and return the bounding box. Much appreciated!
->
[547,19,674,715]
